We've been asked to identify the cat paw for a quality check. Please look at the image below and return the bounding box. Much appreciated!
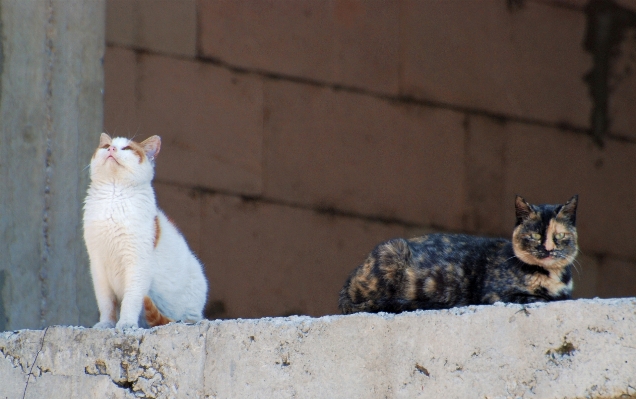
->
[115,321,139,330]
[93,321,115,329]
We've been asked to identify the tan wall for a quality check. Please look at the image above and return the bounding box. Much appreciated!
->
[103,0,636,319]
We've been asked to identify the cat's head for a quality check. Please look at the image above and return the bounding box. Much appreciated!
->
[89,133,161,184]
[511,195,578,270]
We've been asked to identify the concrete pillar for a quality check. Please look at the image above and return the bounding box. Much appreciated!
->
[0,0,104,330]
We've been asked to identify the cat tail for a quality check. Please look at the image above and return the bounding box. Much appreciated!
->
[143,296,173,327]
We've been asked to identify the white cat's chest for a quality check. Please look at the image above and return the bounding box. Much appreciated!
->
[84,184,157,251]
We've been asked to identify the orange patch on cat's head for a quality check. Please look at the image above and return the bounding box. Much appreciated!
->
[125,140,148,164]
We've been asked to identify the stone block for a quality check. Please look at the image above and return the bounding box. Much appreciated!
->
[137,53,263,195]
[199,193,417,319]
[609,26,636,140]
[2,299,636,398]
[203,299,636,398]
[137,0,197,57]
[106,0,197,57]
[0,324,208,398]
[105,0,135,47]
[104,46,139,136]
[463,116,508,236]
[400,0,591,127]
[263,79,466,230]
[198,0,400,94]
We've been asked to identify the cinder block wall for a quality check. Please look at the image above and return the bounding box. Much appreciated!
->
[103,0,636,320]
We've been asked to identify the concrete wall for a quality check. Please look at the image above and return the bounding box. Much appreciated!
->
[1,298,635,398]
[0,1,104,331]
[103,0,636,320]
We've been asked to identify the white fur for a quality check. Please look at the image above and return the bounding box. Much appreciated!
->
[83,134,208,329]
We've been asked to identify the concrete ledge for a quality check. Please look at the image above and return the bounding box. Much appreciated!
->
[1,298,635,398]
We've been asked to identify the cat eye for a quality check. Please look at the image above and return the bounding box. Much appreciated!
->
[122,146,131,151]
[101,144,109,149]
[555,232,565,239]
[530,233,541,240]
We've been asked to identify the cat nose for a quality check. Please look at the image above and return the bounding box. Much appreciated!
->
[544,240,555,252]
[107,146,117,154]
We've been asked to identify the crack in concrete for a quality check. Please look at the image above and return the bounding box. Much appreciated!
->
[21,326,49,399]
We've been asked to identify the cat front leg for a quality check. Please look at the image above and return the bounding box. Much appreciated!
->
[91,262,118,329]
[116,259,151,329]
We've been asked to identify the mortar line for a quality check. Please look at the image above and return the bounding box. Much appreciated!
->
[155,179,636,264]
[106,44,636,146]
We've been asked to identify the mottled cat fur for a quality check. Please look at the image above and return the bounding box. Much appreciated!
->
[84,133,208,329]
[339,195,578,314]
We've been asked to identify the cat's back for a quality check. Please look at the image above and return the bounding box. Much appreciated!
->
[338,233,510,314]
[404,233,509,265]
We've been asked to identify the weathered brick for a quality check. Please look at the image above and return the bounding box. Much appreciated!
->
[596,257,636,298]
[105,0,197,57]
[137,0,197,57]
[505,124,636,259]
[154,182,202,256]
[609,27,636,140]
[137,54,263,195]
[263,79,466,230]
[400,0,591,127]
[198,0,400,94]
[105,0,135,47]
[464,116,508,236]
[103,46,139,136]
[199,193,418,318]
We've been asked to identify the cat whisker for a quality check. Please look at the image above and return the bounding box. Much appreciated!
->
[132,125,140,140]
[571,258,583,278]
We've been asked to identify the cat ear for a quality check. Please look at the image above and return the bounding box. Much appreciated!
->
[557,195,578,225]
[514,195,534,225]
[99,133,112,148]
[140,135,161,160]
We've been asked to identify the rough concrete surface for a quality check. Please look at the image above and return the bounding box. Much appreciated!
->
[1,298,635,399]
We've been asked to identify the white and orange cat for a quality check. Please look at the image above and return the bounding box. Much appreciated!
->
[83,133,208,329]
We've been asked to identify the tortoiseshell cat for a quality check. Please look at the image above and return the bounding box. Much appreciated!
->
[339,195,578,314]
